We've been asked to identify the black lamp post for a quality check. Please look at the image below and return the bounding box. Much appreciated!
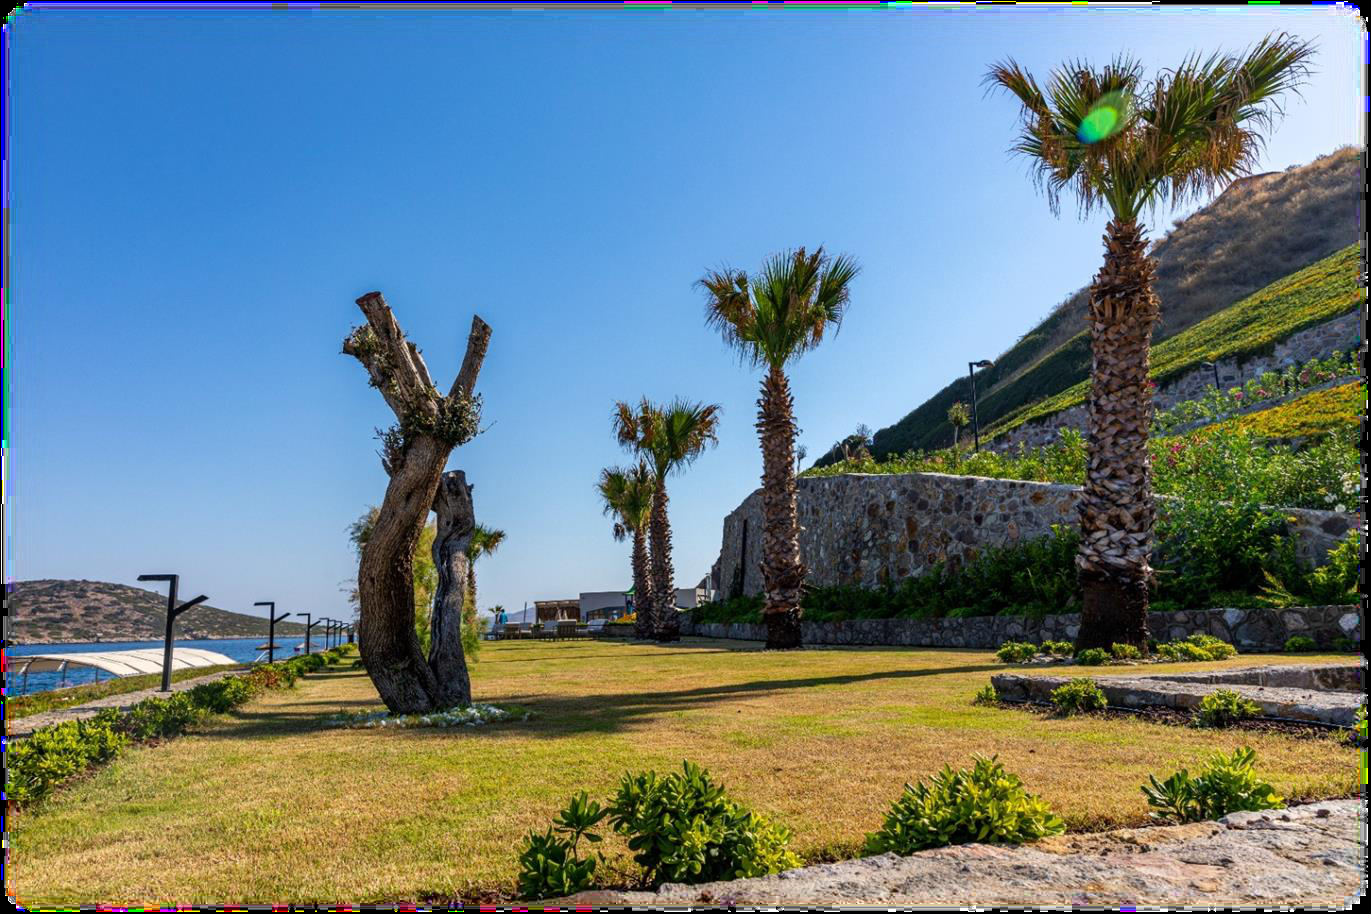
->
[300,612,313,654]
[324,619,334,649]
[967,360,993,452]
[137,573,208,693]
[1201,360,1220,390]
[255,601,290,664]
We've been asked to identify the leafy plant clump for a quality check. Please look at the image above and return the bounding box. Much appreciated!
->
[609,760,801,886]
[864,755,1065,854]
[1050,678,1108,715]
[1142,746,1284,823]
[1040,640,1074,656]
[1283,635,1318,653]
[325,703,522,730]
[517,791,608,899]
[1195,689,1263,728]
[996,641,1039,663]
[972,684,1000,706]
[1156,633,1237,662]
[1073,648,1111,666]
[1110,642,1141,661]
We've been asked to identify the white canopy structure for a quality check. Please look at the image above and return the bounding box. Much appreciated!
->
[9,647,238,679]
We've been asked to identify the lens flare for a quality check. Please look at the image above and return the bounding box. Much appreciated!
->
[1077,90,1129,144]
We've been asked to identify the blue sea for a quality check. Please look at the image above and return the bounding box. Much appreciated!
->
[5,636,338,695]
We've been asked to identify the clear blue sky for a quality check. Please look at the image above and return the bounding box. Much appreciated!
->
[7,4,1364,625]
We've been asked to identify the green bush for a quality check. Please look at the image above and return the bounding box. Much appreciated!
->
[1142,746,1283,823]
[1261,531,1361,608]
[1073,648,1110,666]
[995,641,1038,663]
[1110,643,1141,661]
[607,761,801,886]
[972,684,999,706]
[517,791,607,899]
[1050,678,1107,715]
[864,755,1064,854]
[187,677,253,714]
[1156,634,1237,662]
[1196,689,1262,728]
[6,710,130,806]
[1040,640,1074,656]
[121,692,205,741]
[1331,637,1356,653]
[1283,635,1317,653]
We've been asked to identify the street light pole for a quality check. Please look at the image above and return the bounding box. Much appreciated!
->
[967,360,993,452]
[1202,360,1220,391]
[137,573,208,692]
[300,612,313,654]
[255,601,290,664]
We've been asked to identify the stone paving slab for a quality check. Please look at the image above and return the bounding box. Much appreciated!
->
[561,800,1365,907]
[1139,663,1362,691]
[7,667,248,738]
[991,668,1364,727]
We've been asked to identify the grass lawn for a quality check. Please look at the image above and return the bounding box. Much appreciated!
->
[7,639,1359,906]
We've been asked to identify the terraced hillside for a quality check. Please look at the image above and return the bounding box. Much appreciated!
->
[851,147,1360,462]
[9,579,313,644]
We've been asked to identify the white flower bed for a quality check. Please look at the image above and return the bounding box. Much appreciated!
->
[325,703,526,730]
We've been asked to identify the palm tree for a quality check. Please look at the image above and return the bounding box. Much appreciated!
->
[701,247,859,649]
[597,462,656,641]
[987,34,1314,652]
[464,524,505,656]
[613,397,721,642]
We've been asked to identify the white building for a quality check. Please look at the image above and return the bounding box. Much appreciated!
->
[578,587,715,620]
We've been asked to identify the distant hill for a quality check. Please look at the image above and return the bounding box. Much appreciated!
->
[840,146,1361,463]
[7,580,315,645]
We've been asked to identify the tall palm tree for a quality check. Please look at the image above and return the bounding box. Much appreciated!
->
[701,247,859,650]
[987,34,1314,652]
[464,523,505,654]
[598,462,656,641]
[613,397,722,642]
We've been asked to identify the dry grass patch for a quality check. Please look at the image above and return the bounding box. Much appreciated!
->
[8,641,1358,906]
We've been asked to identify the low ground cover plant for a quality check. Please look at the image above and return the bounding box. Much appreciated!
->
[7,655,331,809]
[1050,678,1107,715]
[516,760,801,899]
[1041,640,1074,656]
[864,755,1064,854]
[1156,634,1237,662]
[972,684,1000,706]
[1110,642,1141,661]
[1195,689,1262,728]
[1073,648,1111,666]
[325,703,522,730]
[1283,635,1318,653]
[995,641,1039,663]
[1142,746,1284,823]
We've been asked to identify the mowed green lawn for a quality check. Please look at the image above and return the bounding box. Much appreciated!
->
[8,639,1359,906]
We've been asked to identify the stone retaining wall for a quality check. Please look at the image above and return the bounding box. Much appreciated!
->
[679,604,1360,653]
[709,472,1357,600]
[987,310,1361,452]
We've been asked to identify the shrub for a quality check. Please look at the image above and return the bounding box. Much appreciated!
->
[864,755,1064,854]
[1196,689,1262,728]
[187,677,253,713]
[1157,634,1237,662]
[6,710,130,806]
[1040,640,1074,656]
[1142,746,1283,823]
[1283,635,1317,653]
[996,641,1038,663]
[517,791,607,900]
[972,684,999,706]
[121,692,205,741]
[1050,678,1107,715]
[1262,531,1361,608]
[1110,642,1141,661]
[608,761,801,886]
[1331,637,1356,653]
[1348,705,1367,745]
[1073,648,1111,666]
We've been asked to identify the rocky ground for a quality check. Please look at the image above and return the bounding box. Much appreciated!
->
[562,800,1365,907]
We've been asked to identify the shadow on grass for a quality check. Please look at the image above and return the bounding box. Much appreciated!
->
[198,662,1003,742]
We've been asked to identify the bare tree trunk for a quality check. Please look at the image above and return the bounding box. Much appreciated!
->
[650,485,677,642]
[429,470,474,708]
[758,365,805,650]
[344,292,490,713]
[1075,219,1157,654]
[632,527,653,640]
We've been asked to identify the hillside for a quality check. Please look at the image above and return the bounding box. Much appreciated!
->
[8,579,315,645]
[853,146,1360,462]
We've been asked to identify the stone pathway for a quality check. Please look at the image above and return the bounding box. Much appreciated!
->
[991,663,1363,727]
[7,667,248,738]
[563,800,1364,907]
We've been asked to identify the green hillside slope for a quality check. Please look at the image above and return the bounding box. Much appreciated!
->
[857,147,1360,462]
[988,243,1361,437]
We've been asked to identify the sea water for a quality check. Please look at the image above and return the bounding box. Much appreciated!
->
[4,636,333,695]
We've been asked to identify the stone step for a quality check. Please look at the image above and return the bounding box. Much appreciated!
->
[990,671,1363,727]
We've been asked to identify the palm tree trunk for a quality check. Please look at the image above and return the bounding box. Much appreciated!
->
[1075,218,1159,653]
[631,527,653,640]
[465,562,479,643]
[758,365,805,650]
[649,484,677,642]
